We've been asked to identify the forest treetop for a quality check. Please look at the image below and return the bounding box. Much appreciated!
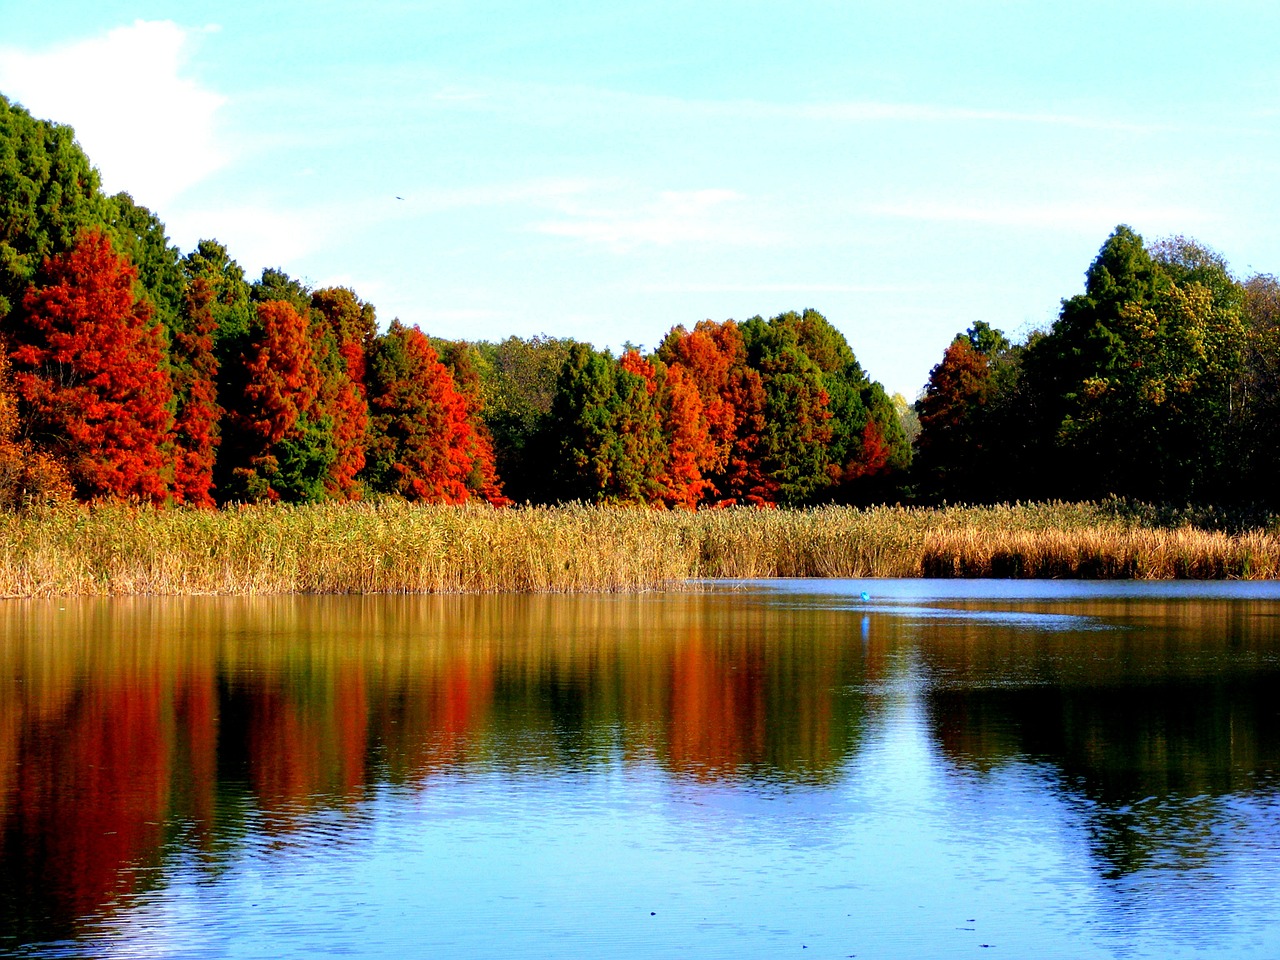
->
[3,91,1278,510]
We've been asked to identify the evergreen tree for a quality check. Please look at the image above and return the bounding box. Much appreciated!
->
[103,192,184,337]
[546,344,665,504]
[741,313,832,505]
[0,94,106,323]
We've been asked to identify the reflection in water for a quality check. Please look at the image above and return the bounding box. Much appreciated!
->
[0,586,1278,958]
[0,594,868,946]
[917,599,1280,882]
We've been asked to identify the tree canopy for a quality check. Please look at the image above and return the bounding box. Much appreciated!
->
[6,93,1280,513]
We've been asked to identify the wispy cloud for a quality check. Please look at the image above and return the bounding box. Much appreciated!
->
[166,179,607,276]
[0,20,227,210]
[870,200,1207,229]
[786,101,1169,133]
[167,202,343,268]
[640,282,906,294]
[403,75,1175,135]
[532,188,774,251]
[397,178,605,213]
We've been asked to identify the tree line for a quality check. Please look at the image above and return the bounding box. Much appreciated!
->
[4,92,1278,511]
[914,227,1280,508]
[0,94,908,509]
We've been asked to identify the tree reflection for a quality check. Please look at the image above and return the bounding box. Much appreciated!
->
[0,593,867,942]
[920,599,1280,880]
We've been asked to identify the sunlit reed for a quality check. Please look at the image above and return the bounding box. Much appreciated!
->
[0,500,1277,596]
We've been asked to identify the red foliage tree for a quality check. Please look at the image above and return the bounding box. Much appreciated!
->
[9,229,173,502]
[170,276,221,507]
[658,363,719,508]
[617,348,715,507]
[365,321,505,504]
[241,300,320,445]
[830,419,892,484]
[223,299,331,502]
[310,288,375,499]
[914,337,995,500]
[657,319,773,505]
[0,350,72,508]
[436,341,508,505]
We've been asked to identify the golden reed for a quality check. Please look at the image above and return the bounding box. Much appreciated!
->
[0,500,1277,597]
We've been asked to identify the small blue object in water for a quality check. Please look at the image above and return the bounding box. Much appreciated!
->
[860,591,871,602]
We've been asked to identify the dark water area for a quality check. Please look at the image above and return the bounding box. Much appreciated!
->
[2,581,1279,958]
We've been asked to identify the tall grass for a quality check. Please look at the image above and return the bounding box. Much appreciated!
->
[0,500,1277,597]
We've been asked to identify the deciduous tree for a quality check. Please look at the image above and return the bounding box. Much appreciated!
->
[0,350,71,509]
[364,321,495,503]
[1028,226,1247,502]
[437,340,508,504]
[914,336,993,501]
[311,287,376,499]
[656,319,771,505]
[221,299,333,503]
[170,277,220,506]
[9,229,173,501]
[471,335,577,503]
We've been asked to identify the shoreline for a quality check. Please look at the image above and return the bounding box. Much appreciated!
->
[2,501,1279,597]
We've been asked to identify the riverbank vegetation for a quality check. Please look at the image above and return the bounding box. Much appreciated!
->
[9,92,1280,518]
[5,95,1280,590]
[2,501,1278,597]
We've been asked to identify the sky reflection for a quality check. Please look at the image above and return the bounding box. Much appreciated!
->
[1,587,1279,958]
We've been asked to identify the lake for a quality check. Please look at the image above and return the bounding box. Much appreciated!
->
[2,580,1279,958]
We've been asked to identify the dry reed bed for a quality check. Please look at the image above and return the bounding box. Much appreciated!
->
[920,525,1280,579]
[0,501,1276,597]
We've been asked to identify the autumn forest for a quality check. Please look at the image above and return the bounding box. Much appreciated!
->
[4,93,1279,514]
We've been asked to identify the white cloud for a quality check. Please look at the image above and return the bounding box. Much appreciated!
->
[399,178,604,213]
[870,200,1207,229]
[167,202,341,269]
[787,102,1169,133]
[411,307,507,324]
[0,20,227,210]
[532,189,774,251]
[641,282,905,294]
[426,77,1172,135]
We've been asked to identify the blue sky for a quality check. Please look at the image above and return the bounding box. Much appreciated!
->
[2,1,1278,397]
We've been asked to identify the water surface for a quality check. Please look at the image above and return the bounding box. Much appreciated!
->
[2,581,1279,958]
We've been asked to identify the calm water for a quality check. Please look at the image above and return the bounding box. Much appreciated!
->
[2,581,1280,959]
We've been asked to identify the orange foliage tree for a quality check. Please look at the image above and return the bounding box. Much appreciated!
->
[8,229,173,502]
[435,340,508,504]
[619,349,717,509]
[221,299,333,502]
[310,287,375,499]
[914,336,994,500]
[657,319,773,505]
[364,321,504,503]
[0,351,72,509]
[169,276,220,507]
